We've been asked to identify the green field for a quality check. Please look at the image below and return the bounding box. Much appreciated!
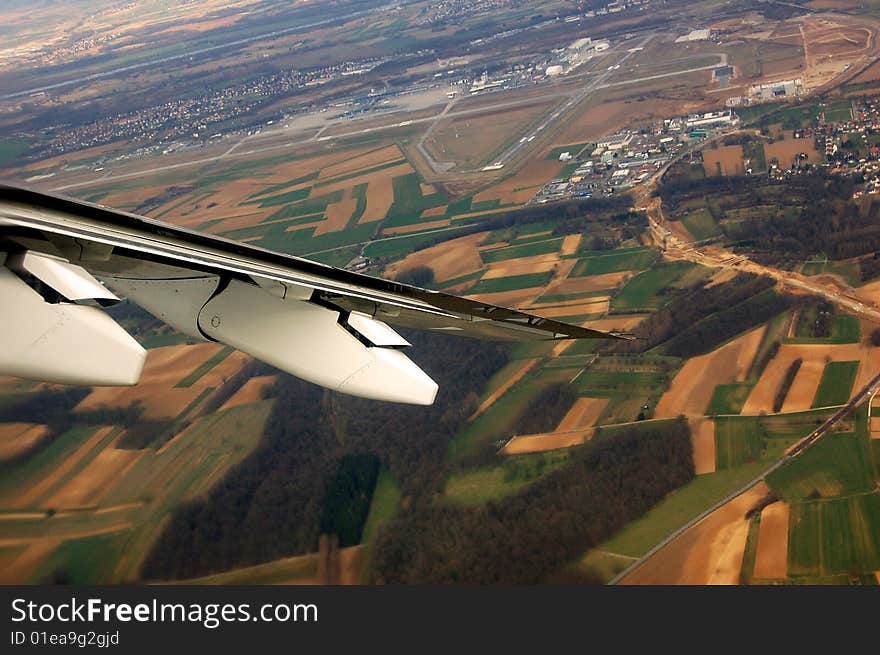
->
[611,262,696,311]
[706,383,753,416]
[546,143,591,160]
[714,416,762,470]
[32,531,134,584]
[824,103,854,123]
[767,432,876,502]
[570,247,658,276]
[811,361,859,408]
[575,369,670,395]
[444,453,567,506]
[788,312,860,344]
[743,142,766,172]
[480,238,563,263]
[679,208,721,241]
[467,271,553,295]
[360,469,402,543]
[0,138,32,167]
[788,493,880,577]
[382,173,447,228]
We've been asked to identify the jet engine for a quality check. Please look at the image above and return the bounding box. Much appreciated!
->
[0,252,145,386]
[104,274,438,405]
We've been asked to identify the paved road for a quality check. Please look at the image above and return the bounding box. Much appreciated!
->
[646,194,880,326]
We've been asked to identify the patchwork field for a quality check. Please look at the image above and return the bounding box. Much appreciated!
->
[743,343,879,414]
[655,326,765,419]
[0,376,275,583]
[764,133,821,168]
[619,482,770,585]
[0,423,49,461]
[75,343,248,420]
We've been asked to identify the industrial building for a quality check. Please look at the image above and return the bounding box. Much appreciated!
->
[675,29,711,43]
[685,110,738,129]
[596,132,633,150]
[568,37,592,52]
[749,78,802,102]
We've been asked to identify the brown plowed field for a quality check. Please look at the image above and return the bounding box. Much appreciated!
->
[753,501,790,579]
[0,423,49,461]
[656,326,765,418]
[556,398,609,431]
[382,218,450,235]
[219,375,277,411]
[543,271,633,296]
[690,417,717,475]
[744,343,878,414]
[384,231,488,282]
[502,428,595,455]
[359,175,395,223]
[620,482,769,585]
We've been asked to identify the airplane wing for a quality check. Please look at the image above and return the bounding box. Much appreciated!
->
[0,182,629,404]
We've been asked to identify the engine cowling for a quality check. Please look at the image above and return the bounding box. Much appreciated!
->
[196,279,438,405]
[0,265,145,386]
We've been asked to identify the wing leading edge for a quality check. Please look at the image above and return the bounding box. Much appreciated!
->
[0,182,630,404]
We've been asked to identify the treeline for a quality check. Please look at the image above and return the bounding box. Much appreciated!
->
[663,289,790,359]
[370,419,694,583]
[609,273,786,356]
[141,331,509,580]
[774,358,802,413]
[512,383,578,435]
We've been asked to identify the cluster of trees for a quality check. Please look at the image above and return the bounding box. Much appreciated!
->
[663,288,789,359]
[393,265,435,289]
[810,300,834,339]
[141,331,509,580]
[659,170,880,265]
[370,420,694,583]
[609,273,785,357]
[319,453,380,548]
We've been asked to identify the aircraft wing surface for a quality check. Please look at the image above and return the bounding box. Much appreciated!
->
[0,183,628,404]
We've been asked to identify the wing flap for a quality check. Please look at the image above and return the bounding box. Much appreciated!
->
[0,182,630,342]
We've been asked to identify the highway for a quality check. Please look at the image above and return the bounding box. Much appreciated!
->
[608,145,880,584]
[610,368,880,584]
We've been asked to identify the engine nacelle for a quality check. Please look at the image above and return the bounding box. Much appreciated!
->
[197,280,438,405]
[0,266,145,386]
